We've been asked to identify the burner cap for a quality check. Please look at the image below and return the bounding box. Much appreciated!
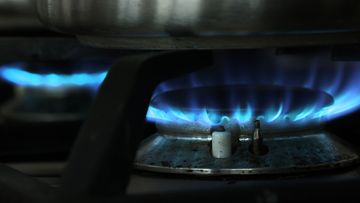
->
[152,85,334,116]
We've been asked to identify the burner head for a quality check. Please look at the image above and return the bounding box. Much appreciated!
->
[149,85,334,134]
[153,85,333,114]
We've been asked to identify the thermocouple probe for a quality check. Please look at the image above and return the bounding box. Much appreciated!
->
[249,120,269,155]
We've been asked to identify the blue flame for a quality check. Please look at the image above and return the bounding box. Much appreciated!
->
[0,64,107,88]
[294,107,315,121]
[145,50,360,127]
[232,105,252,123]
[266,103,283,122]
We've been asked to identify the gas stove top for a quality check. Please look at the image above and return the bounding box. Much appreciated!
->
[2,0,360,202]
[0,47,360,202]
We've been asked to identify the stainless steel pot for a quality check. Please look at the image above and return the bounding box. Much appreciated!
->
[36,0,360,49]
[0,0,45,32]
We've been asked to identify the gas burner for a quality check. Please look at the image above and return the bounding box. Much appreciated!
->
[0,65,107,123]
[135,122,359,175]
[135,84,360,175]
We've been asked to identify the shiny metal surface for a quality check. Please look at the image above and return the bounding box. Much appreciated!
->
[36,0,360,49]
[0,0,45,31]
[134,132,359,175]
